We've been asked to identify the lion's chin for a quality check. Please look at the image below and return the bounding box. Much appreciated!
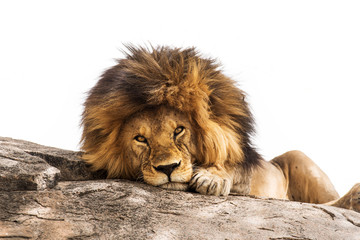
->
[158,182,189,191]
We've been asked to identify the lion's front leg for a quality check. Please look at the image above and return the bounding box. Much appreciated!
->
[189,166,232,196]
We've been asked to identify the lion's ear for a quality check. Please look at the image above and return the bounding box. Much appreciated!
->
[196,119,244,167]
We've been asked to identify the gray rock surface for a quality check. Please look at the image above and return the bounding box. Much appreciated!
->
[1,137,360,239]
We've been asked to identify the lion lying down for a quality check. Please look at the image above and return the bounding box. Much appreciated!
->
[81,45,360,212]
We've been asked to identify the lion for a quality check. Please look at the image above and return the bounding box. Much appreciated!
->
[81,45,360,212]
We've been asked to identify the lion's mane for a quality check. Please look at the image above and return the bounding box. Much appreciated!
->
[81,45,260,179]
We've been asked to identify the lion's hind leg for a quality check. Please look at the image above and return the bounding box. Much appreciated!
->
[271,150,340,204]
[326,183,360,212]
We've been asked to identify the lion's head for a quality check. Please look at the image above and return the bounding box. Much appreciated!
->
[118,106,195,189]
[81,45,260,189]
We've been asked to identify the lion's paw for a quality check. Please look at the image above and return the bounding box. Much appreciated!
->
[189,168,231,196]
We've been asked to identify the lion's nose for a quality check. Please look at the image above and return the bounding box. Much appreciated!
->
[153,162,181,179]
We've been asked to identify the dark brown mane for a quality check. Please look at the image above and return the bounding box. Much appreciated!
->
[81,45,260,178]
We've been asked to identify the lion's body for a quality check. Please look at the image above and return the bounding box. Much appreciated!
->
[249,151,340,203]
[81,45,360,212]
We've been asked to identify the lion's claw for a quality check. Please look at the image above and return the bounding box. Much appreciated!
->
[189,169,231,196]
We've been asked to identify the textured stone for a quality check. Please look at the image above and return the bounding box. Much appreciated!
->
[0,137,359,239]
[0,137,104,191]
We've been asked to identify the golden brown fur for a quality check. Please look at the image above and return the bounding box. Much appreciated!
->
[81,45,360,212]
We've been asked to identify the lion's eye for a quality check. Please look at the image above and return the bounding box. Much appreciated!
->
[174,126,185,136]
[134,135,147,143]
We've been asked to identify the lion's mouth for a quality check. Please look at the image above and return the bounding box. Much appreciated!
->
[158,182,189,191]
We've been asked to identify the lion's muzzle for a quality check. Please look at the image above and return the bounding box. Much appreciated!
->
[153,161,181,181]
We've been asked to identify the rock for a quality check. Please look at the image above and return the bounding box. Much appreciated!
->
[0,137,105,191]
[0,137,360,239]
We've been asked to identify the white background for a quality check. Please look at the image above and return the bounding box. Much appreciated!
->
[0,0,359,196]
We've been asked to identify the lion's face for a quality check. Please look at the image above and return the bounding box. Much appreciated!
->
[82,46,260,195]
[120,106,196,189]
